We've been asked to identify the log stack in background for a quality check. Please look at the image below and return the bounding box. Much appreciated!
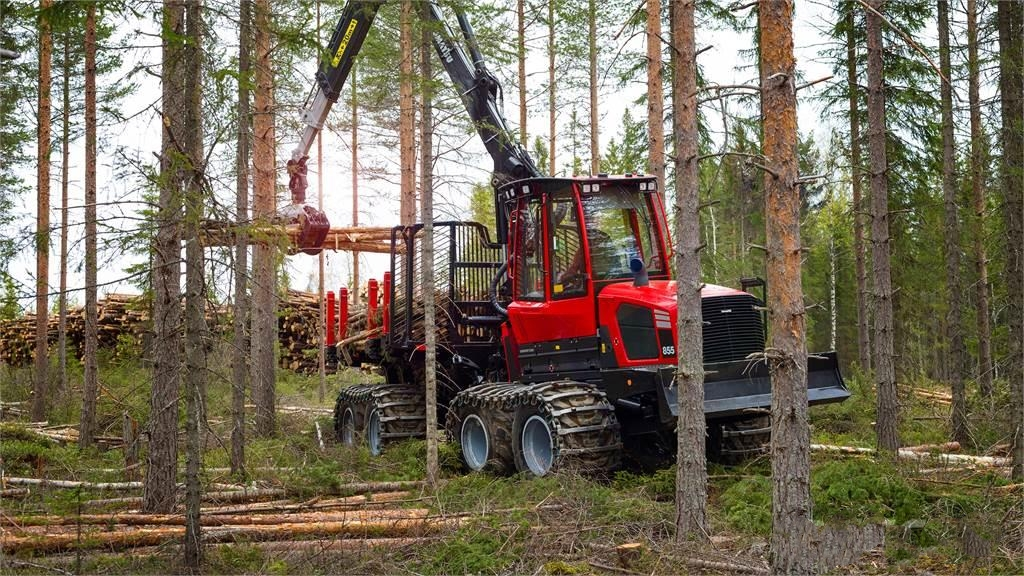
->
[0,291,376,374]
[278,289,374,374]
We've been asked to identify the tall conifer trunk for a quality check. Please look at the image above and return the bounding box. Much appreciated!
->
[760,1,814,572]
[251,0,277,437]
[32,0,53,423]
[399,0,415,226]
[846,5,870,372]
[967,0,993,397]
[866,0,899,452]
[997,0,1024,480]
[517,0,527,148]
[588,0,599,174]
[80,0,99,448]
[58,32,70,397]
[419,14,438,487]
[548,0,556,174]
[646,0,664,193]
[145,0,185,513]
[180,0,206,566]
[231,0,252,475]
[937,0,967,444]
[351,64,359,303]
[670,0,707,542]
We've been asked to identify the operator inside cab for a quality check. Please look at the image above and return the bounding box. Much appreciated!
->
[554,184,664,293]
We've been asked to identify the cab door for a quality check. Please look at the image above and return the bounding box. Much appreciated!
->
[506,182,598,380]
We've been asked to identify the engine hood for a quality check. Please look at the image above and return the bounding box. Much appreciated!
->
[597,280,749,311]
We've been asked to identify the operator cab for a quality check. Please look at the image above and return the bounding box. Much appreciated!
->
[499,175,672,377]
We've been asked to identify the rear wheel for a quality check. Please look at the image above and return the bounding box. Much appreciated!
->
[333,384,372,445]
[367,408,384,456]
[339,407,357,446]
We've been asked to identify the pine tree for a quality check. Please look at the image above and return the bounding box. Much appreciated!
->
[671,0,707,542]
[32,0,54,423]
[79,0,98,448]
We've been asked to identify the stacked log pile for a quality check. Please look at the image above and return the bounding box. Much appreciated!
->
[0,291,378,374]
[278,290,377,373]
[0,294,149,365]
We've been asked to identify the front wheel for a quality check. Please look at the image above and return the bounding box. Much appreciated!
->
[513,407,557,477]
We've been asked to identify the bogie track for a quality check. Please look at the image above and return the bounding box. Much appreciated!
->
[334,383,426,454]
[447,380,621,477]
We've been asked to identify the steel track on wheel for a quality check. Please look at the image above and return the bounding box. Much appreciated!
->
[449,381,622,474]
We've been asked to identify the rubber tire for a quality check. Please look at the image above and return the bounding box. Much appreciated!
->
[451,407,514,475]
[512,405,557,477]
[333,390,368,446]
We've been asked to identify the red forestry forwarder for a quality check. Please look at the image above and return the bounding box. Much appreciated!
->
[285,1,849,476]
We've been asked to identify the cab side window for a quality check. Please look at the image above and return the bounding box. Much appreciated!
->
[549,191,586,299]
[515,196,545,300]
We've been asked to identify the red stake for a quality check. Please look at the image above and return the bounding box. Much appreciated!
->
[368,279,379,330]
[339,287,349,340]
[326,291,336,346]
[382,272,391,335]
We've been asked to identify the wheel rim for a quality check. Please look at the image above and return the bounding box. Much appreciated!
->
[341,407,355,446]
[521,414,554,476]
[460,414,490,471]
[367,409,383,456]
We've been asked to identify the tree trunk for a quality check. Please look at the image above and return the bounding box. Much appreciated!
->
[846,4,870,372]
[866,0,899,453]
[181,2,206,567]
[760,2,813,572]
[997,0,1024,480]
[938,0,968,445]
[80,0,99,449]
[588,0,599,174]
[231,0,252,476]
[316,1,327,405]
[548,0,556,174]
[351,64,360,304]
[419,14,438,489]
[32,0,53,423]
[251,0,276,438]
[967,0,993,397]
[646,0,665,195]
[670,0,707,542]
[399,0,416,227]
[145,0,185,513]
[518,0,527,148]
[58,31,70,398]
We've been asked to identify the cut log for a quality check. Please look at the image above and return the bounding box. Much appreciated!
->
[902,442,961,453]
[0,488,30,498]
[333,480,425,496]
[810,444,1011,467]
[1,517,462,553]
[2,477,142,490]
[4,508,431,528]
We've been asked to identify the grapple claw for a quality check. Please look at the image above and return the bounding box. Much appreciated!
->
[294,205,330,255]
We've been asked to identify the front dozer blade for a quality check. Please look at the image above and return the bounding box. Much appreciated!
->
[659,351,849,421]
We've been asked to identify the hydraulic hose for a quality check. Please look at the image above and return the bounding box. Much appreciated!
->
[489,260,509,318]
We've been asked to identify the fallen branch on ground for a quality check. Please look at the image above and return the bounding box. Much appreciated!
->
[4,508,431,528]
[810,444,1010,467]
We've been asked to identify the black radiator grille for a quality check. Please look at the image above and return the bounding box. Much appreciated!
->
[701,294,765,363]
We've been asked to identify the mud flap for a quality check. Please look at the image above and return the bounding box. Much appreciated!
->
[658,351,849,423]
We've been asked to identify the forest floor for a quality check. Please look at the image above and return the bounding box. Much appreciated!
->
[0,352,1021,575]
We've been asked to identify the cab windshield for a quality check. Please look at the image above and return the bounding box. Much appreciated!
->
[580,185,665,280]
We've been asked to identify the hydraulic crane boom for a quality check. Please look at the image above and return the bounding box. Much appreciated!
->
[288,0,540,243]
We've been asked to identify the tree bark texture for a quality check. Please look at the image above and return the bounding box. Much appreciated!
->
[58,32,70,397]
[181,2,206,567]
[548,0,556,174]
[670,0,708,542]
[80,0,99,449]
[419,14,438,489]
[231,0,252,477]
[517,0,527,148]
[760,2,814,572]
[937,0,968,445]
[32,0,53,423]
[351,63,360,304]
[251,0,276,437]
[846,5,870,373]
[997,0,1024,480]
[145,0,185,514]
[966,0,993,397]
[588,0,599,174]
[646,0,665,194]
[399,0,416,227]
[866,0,899,453]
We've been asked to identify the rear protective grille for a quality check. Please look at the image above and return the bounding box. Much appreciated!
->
[701,294,765,363]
